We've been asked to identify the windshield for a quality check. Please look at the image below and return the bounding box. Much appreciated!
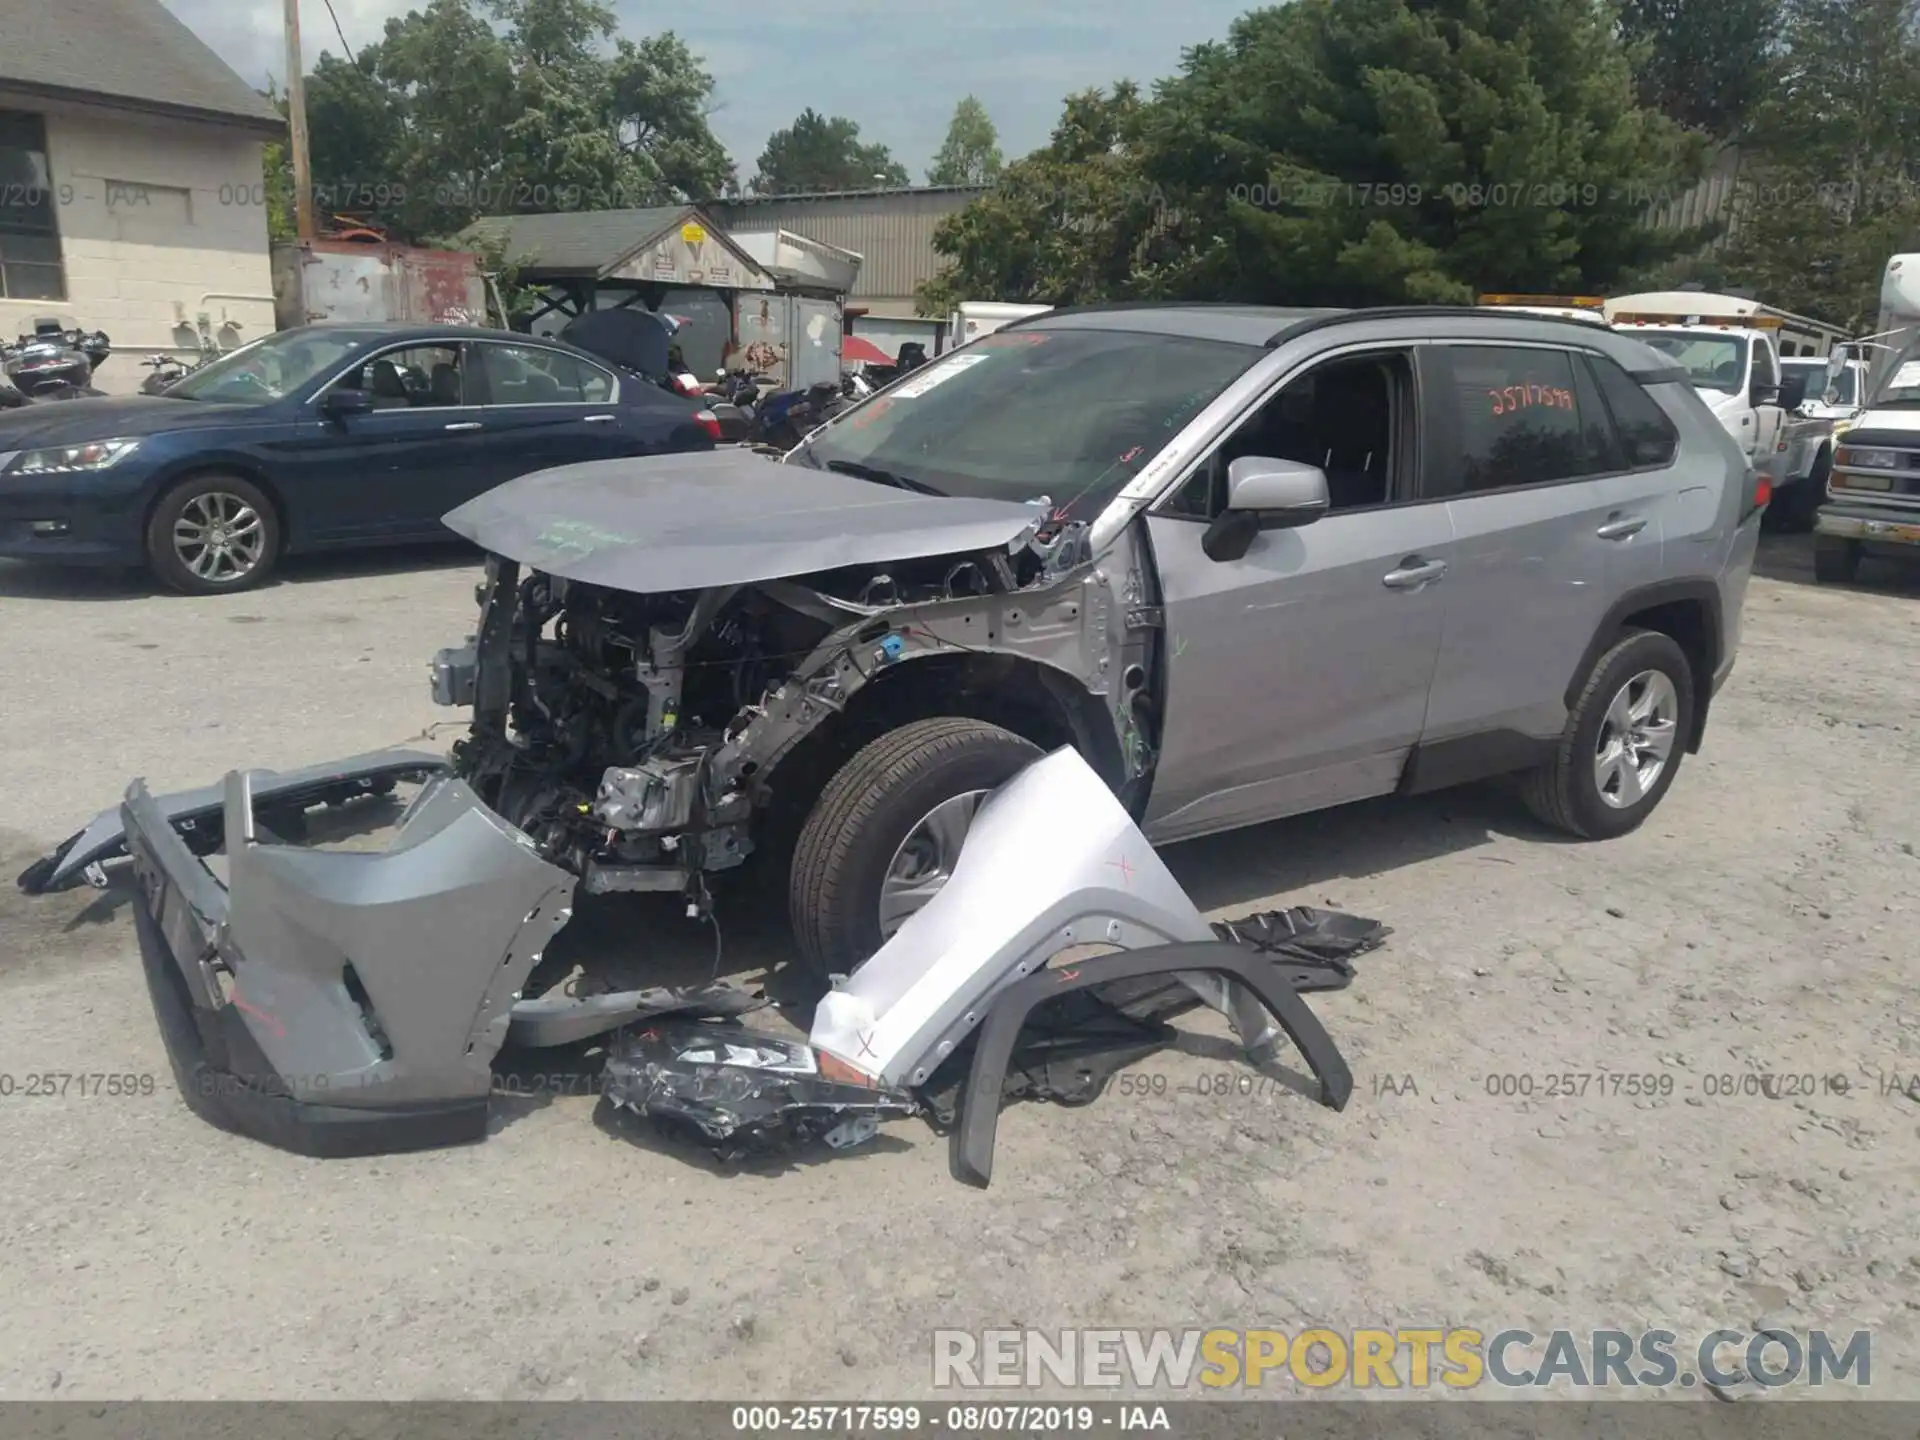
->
[166,329,370,404]
[1635,331,1749,395]
[798,327,1264,516]
[1782,359,1857,406]
[1872,342,1920,406]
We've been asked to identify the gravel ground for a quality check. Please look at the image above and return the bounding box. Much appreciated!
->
[0,535,1916,1402]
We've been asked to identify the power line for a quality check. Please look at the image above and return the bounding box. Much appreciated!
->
[319,0,357,64]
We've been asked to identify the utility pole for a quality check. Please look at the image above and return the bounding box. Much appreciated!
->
[284,0,315,240]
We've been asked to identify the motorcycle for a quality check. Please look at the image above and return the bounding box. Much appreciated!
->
[2,319,112,402]
[704,366,781,443]
[748,377,855,451]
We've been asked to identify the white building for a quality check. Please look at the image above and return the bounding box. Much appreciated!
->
[0,0,284,392]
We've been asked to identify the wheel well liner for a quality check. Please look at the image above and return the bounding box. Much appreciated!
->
[1564,580,1721,753]
[755,652,1124,841]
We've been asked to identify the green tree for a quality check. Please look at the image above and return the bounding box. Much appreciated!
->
[750,108,910,194]
[1720,0,1920,328]
[290,0,733,242]
[922,0,1708,311]
[1616,0,1781,139]
[918,84,1164,312]
[927,96,1004,186]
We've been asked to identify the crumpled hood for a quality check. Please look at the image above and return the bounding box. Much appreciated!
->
[441,448,1043,592]
[0,394,265,447]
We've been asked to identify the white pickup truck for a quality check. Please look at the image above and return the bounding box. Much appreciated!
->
[1611,310,1830,528]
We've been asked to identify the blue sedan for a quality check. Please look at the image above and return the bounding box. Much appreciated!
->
[0,322,720,593]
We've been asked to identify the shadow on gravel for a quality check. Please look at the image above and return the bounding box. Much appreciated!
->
[0,542,480,603]
[1754,530,1920,595]
[1161,779,1571,917]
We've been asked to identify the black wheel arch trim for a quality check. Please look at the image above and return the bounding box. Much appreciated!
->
[1563,579,1721,753]
[947,941,1352,1189]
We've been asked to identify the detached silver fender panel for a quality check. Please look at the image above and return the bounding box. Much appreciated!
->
[808,746,1262,1089]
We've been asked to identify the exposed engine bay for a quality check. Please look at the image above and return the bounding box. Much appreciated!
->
[16,452,1385,1185]
[432,497,1146,911]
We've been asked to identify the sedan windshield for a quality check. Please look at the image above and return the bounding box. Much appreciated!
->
[1634,331,1749,395]
[799,327,1264,517]
[166,329,369,404]
[1782,359,1857,406]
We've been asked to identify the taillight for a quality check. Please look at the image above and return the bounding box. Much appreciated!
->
[1749,471,1772,514]
[694,409,723,441]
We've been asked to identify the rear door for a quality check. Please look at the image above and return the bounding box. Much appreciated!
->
[1143,345,1455,842]
[1417,342,1671,745]
[282,341,489,541]
[469,341,631,487]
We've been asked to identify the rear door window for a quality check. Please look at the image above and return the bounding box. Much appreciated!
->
[477,344,616,405]
[1427,345,1618,495]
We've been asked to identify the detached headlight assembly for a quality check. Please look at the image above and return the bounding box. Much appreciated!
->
[1835,446,1899,470]
[8,438,142,474]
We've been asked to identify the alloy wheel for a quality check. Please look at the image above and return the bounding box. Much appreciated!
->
[877,789,990,939]
[173,491,267,584]
[1593,669,1679,809]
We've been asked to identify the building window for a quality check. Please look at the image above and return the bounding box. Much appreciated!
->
[0,110,65,301]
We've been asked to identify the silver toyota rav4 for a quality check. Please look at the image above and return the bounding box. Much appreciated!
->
[412,302,1763,975]
[27,303,1766,1160]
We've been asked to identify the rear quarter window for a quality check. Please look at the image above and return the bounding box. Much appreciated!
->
[1585,354,1680,468]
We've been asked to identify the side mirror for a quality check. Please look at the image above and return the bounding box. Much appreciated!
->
[322,386,373,417]
[1201,456,1331,562]
[1777,372,1809,410]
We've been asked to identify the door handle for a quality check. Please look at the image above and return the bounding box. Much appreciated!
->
[582,414,616,424]
[1595,515,1647,540]
[1382,557,1447,589]
[443,421,482,432]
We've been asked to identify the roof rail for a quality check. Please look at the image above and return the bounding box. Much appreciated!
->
[1263,304,1635,347]
[999,299,1300,332]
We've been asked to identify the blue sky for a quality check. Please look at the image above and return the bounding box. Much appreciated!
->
[160,0,1254,182]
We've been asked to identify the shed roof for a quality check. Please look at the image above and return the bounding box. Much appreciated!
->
[0,0,283,134]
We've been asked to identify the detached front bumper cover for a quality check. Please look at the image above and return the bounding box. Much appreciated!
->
[126,767,578,1156]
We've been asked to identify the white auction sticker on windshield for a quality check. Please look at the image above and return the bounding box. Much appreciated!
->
[1890,360,1920,390]
[892,353,989,398]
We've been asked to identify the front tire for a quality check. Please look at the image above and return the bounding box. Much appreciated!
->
[1812,534,1860,584]
[1519,629,1695,840]
[146,473,280,594]
[788,718,1042,979]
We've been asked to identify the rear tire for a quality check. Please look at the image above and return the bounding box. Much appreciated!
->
[146,472,280,594]
[788,718,1042,980]
[1812,534,1860,584]
[1519,629,1695,841]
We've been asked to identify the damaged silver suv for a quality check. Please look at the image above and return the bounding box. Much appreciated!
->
[427,303,1763,977]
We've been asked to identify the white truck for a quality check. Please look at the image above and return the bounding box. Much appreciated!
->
[1608,293,1833,529]
[1811,254,1920,583]
[945,301,1053,349]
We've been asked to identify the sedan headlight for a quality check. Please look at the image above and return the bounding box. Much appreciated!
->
[1835,446,1899,469]
[8,438,142,474]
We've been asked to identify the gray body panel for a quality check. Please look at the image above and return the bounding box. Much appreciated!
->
[18,748,449,895]
[1142,506,1451,840]
[441,448,1040,591]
